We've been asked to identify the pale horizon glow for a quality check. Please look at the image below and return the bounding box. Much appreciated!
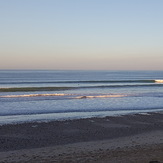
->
[0,0,163,70]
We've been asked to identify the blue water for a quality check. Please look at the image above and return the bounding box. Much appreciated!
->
[0,70,163,124]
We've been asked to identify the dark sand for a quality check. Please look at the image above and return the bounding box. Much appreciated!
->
[0,112,163,163]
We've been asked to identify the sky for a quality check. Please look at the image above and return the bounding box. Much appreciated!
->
[0,0,163,70]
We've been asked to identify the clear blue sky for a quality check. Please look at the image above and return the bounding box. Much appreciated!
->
[0,0,163,70]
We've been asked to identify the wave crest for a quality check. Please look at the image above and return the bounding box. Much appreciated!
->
[155,80,163,83]
[75,94,126,99]
[0,93,127,99]
[0,93,70,98]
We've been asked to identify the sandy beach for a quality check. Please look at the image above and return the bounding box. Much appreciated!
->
[0,112,163,163]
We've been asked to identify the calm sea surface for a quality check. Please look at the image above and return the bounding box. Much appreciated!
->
[0,70,163,124]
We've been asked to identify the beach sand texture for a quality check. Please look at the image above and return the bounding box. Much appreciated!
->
[0,112,163,163]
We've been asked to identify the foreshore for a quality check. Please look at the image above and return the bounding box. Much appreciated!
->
[0,112,163,163]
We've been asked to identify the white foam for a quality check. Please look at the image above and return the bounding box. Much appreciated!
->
[0,93,127,99]
[138,113,151,115]
[74,94,127,99]
[0,93,71,98]
[155,80,163,83]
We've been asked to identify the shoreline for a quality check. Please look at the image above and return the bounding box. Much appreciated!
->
[0,109,163,125]
[0,112,163,162]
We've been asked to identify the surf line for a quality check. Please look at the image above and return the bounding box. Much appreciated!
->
[0,93,72,98]
[74,94,127,99]
[155,80,163,83]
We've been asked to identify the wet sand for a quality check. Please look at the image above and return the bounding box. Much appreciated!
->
[0,112,163,163]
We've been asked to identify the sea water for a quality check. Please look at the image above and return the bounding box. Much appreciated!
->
[0,70,163,124]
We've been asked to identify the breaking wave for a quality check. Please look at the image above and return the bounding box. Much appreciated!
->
[74,94,127,99]
[0,93,71,98]
[155,80,163,83]
[0,93,127,99]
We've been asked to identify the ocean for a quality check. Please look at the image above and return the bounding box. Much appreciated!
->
[0,70,163,124]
